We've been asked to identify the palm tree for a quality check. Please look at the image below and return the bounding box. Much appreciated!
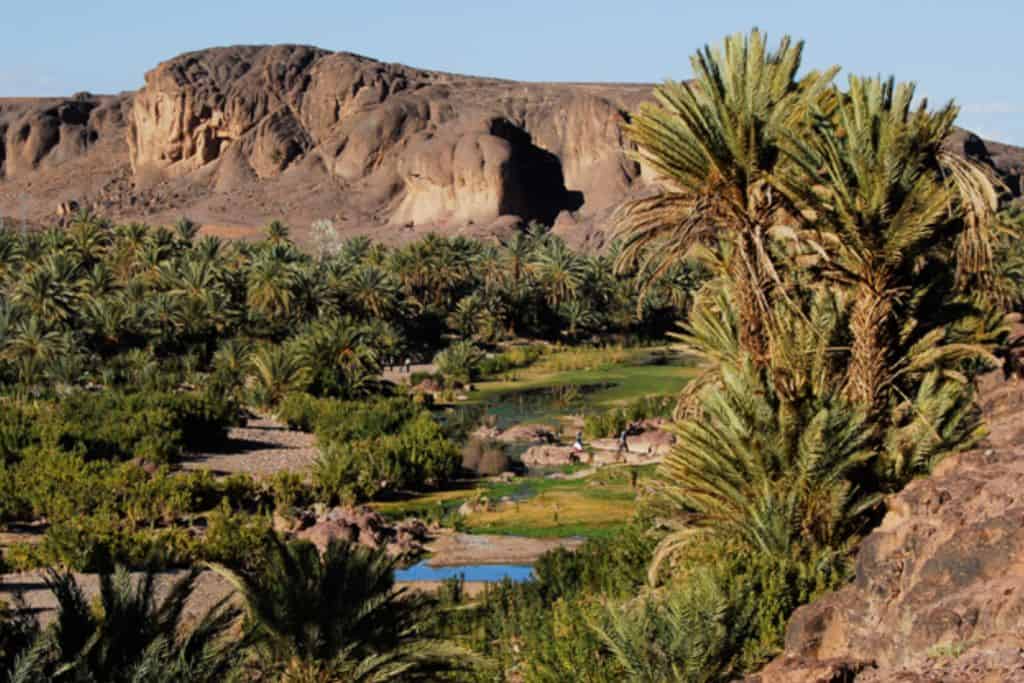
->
[14,568,241,682]
[777,76,1001,412]
[344,264,402,320]
[249,344,311,406]
[294,317,382,398]
[265,220,292,246]
[613,29,837,360]
[209,537,473,682]
[246,253,301,324]
[13,254,82,326]
[174,217,201,246]
[529,238,585,308]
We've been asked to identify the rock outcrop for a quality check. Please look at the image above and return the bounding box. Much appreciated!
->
[1,45,651,246]
[750,366,1024,682]
[283,505,430,559]
[3,44,1021,245]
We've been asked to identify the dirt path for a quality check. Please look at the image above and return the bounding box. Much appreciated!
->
[425,532,584,567]
[180,417,319,478]
[382,363,437,385]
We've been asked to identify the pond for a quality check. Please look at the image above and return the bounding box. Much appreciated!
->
[445,382,614,434]
[395,561,534,583]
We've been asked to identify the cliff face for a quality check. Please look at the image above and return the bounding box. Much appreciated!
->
[0,45,651,247]
[749,363,1024,683]
[1,44,1022,247]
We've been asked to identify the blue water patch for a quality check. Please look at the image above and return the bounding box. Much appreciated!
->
[395,562,534,583]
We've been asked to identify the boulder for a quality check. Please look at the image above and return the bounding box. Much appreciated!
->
[496,423,557,444]
[294,505,430,559]
[521,444,580,467]
[749,445,1024,681]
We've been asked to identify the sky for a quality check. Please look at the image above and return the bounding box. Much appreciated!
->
[2,0,1022,144]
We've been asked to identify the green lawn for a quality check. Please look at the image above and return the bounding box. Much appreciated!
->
[471,346,698,409]
[372,465,656,539]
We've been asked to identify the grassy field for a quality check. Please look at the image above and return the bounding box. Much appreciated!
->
[372,465,656,539]
[471,346,697,409]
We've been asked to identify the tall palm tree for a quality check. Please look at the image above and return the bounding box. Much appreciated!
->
[344,264,402,320]
[265,220,292,246]
[209,537,473,682]
[246,253,301,325]
[529,238,585,308]
[294,317,381,399]
[613,29,837,360]
[777,76,1000,412]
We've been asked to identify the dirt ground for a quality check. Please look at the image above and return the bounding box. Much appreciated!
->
[180,417,319,478]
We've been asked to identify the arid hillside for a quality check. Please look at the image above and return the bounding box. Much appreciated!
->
[1,44,1022,248]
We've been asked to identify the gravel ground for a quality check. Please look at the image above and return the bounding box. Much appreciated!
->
[180,417,319,478]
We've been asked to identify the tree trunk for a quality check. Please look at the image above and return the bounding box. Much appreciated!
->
[846,284,892,412]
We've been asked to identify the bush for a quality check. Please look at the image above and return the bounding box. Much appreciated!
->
[36,390,236,464]
[461,438,510,476]
[584,394,675,439]
[314,412,461,502]
[433,341,485,383]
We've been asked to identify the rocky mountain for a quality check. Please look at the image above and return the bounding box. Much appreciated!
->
[1,44,1022,248]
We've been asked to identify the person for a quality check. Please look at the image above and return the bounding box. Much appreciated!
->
[572,430,584,453]
[617,428,629,459]
[404,357,412,374]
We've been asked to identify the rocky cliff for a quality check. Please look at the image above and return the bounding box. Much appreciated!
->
[0,45,652,247]
[749,362,1024,682]
[2,45,1023,247]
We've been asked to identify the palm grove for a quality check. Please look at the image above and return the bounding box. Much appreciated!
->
[1,29,1023,683]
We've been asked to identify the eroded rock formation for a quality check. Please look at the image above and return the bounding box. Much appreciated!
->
[1,45,1022,246]
[749,367,1024,682]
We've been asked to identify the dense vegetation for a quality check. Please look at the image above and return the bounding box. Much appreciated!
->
[1,27,1023,683]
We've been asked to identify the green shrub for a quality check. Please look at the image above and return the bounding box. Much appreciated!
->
[36,390,236,464]
[433,341,485,383]
[314,412,460,502]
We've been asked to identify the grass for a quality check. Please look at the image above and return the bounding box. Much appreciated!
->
[472,346,697,410]
[371,465,656,539]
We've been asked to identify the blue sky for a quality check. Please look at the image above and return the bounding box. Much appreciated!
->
[3,0,1022,144]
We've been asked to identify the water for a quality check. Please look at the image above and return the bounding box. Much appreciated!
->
[465,382,615,431]
[395,561,534,583]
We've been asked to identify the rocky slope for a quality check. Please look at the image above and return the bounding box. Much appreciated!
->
[749,364,1024,682]
[2,45,1022,248]
[0,45,652,248]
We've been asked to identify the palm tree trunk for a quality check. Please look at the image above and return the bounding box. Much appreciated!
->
[730,236,770,362]
[846,284,892,412]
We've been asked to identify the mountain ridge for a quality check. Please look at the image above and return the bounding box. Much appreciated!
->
[1,45,1021,247]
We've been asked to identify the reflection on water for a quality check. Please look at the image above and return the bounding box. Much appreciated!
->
[460,382,616,432]
[395,561,534,583]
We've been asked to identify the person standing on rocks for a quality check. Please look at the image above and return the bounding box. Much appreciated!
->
[617,428,629,461]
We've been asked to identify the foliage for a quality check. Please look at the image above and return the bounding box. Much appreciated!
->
[433,340,486,384]
[209,537,475,681]
[5,568,242,682]
[314,412,461,502]
[583,394,674,439]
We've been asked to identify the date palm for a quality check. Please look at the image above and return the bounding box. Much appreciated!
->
[249,344,311,406]
[13,254,83,326]
[209,537,474,682]
[613,29,837,360]
[344,264,402,320]
[777,76,1000,412]
[14,568,242,683]
[247,253,301,324]
[529,238,585,308]
[294,316,381,398]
